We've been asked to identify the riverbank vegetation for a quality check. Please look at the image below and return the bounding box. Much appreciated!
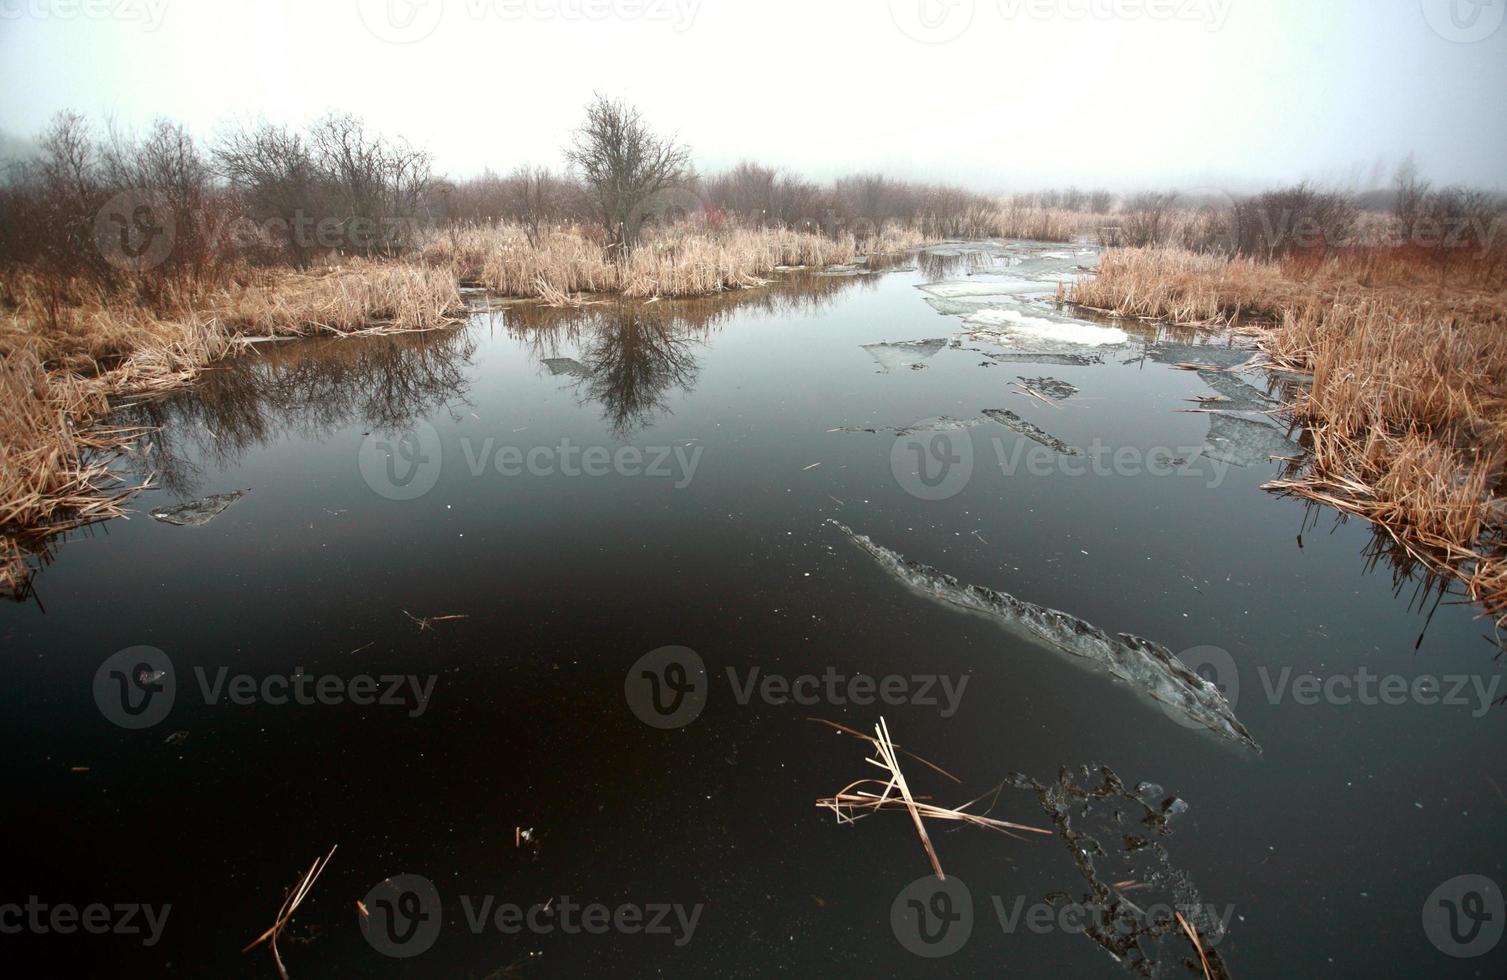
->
[1067,189,1507,622]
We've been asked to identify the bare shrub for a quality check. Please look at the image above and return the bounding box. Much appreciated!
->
[566,95,693,251]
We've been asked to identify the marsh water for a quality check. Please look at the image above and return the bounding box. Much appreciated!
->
[4,242,1505,978]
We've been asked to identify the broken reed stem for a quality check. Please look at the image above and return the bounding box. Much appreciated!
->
[1175,910,1215,980]
[874,717,945,880]
[242,845,338,980]
[815,718,1049,880]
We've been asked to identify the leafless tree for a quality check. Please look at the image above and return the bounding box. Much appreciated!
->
[506,165,565,246]
[565,95,693,250]
[214,122,323,267]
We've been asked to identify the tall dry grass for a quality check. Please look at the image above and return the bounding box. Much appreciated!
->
[0,260,464,594]
[1069,245,1507,621]
[420,221,904,301]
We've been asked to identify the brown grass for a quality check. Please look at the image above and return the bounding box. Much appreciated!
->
[0,261,464,595]
[420,220,922,301]
[1068,245,1507,621]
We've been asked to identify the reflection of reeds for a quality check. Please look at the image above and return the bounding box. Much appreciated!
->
[1070,245,1507,623]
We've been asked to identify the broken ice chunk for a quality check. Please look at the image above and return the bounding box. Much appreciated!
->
[830,522,1260,752]
[150,490,249,527]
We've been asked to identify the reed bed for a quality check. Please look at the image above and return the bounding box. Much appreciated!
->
[1068,245,1507,620]
[0,261,466,594]
[421,221,881,301]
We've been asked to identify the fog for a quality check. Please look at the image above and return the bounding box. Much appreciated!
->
[2,0,1504,190]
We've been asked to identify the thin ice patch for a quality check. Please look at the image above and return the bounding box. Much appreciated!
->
[1196,371,1277,412]
[978,351,1105,368]
[968,309,1129,347]
[1004,764,1236,979]
[1148,343,1255,371]
[543,357,593,379]
[862,339,948,373]
[1202,414,1301,468]
[1018,377,1079,401]
[150,490,249,527]
[830,522,1260,751]
[831,416,984,436]
[983,409,1081,456]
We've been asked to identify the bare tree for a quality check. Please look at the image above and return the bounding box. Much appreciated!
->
[566,95,692,251]
[214,122,323,267]
[506,165,564,246]
[309,113,434,256]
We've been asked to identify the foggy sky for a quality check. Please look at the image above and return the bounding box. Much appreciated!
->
[2,0,1504,192]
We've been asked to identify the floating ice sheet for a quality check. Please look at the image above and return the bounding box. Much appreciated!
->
[1017,376,1079,401]
[1196,371,1277,412]
[1148,342,1255,370]
[150,490,249,527]
[1202,413,1300,468]
[543,357,593,379]
[831,416,984,436]
[1006,764,1238,979]
[968,309,1129,347]
[830,522,1260,751]
[983,409,1080,456]
[861,338,948,373]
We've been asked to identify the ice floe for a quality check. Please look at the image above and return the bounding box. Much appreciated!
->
[831,522,1260,752]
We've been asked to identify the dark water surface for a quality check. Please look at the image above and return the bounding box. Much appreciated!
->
[4,242,1504,978]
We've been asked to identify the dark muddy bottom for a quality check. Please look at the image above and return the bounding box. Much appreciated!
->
[3,242,1504,978]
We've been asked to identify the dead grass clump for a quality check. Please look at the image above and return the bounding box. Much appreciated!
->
[214,261,464,337]
[1068,247,1292,324]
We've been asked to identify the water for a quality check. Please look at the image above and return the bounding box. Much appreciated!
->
[4,242,1504,978]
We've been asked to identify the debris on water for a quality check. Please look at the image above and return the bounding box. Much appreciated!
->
[830,522,1260,751]
[1202,414,1302,468]
[1018,376,1079,401]
[861,339,948,373]
[542,357,593,379]
[983,409,1081,456]
[403,610,470,631]
[150,490,249,527]
[830,416,985,436]
[1006,764,1235,979]
[164,730,189,746]
[813,717,1050,879]
[1196,371,1277,412]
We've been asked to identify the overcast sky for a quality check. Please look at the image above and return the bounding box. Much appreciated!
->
[2,0,1504,192]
